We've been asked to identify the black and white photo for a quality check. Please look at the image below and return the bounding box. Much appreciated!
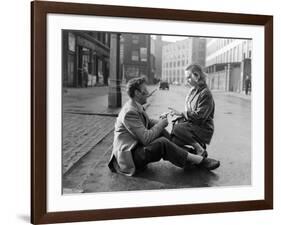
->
[62,31,252,194]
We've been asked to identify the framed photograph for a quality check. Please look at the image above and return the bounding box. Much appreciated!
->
[31,1,273,224]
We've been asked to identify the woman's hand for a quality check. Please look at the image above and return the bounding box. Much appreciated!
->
[168,107,182,117]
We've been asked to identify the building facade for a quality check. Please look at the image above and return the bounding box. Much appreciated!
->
[205,38,252,93]
[121,34,154,84]
[62,31,110,87]
[151,36,171,80]
[162,38,206,83]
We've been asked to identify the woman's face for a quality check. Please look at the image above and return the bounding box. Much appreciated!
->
[184,70,199,87]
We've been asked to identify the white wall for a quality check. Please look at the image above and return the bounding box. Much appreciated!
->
[0,0,280,224]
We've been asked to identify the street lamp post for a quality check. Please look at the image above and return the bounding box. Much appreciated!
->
[108,33,122,108]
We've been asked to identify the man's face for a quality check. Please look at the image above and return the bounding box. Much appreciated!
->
[136,83,149,105]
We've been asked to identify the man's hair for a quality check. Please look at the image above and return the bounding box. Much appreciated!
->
[126,77,146,98]
[185,63,206,84]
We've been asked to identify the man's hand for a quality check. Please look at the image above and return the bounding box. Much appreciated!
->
[159,112,169,119]
[158,117,168,128]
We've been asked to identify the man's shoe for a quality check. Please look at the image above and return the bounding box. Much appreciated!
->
[201,150,208,158]
[198,158,220,170]
[195,149,208,158]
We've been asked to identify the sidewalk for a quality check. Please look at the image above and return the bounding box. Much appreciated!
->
[212,90,251,101]
[63,85,154,115]
[63,86,128,115]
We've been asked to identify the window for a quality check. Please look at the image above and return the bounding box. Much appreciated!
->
[226,51,229,62]
[125,66,139,78]
[68,32,76,52]
[132,35,139,44]
[131,50,139,61]
[140,48,147,62]
[120,35,124,43]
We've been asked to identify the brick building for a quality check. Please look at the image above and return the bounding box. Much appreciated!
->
[62,31,110,87]
[121,34,154,84]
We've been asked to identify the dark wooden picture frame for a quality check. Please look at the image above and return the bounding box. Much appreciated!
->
[31,1,273,224]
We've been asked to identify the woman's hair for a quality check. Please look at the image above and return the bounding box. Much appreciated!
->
[185,63,206,85]
[126,77,146,98]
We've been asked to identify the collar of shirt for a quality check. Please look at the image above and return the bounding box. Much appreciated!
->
[196,82,207,91]
[131,99,145,113]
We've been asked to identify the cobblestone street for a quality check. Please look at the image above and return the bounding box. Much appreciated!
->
[63,113,116,174]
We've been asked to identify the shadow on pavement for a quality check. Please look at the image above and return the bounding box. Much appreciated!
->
[135,161,220,189]
[82,151,220,193]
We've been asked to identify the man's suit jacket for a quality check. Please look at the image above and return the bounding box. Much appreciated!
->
[108,99,165,176]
